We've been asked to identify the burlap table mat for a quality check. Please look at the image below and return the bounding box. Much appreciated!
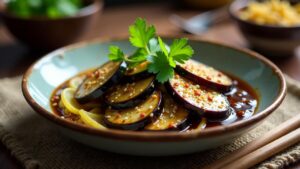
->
[0,75,300,169]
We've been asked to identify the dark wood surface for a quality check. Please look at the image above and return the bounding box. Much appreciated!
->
[0,3,300,169]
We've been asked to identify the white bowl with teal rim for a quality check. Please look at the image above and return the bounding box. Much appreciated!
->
[22,37,286,156]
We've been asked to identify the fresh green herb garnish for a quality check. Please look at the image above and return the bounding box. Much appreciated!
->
[6,0,82,18]
[108,18,194,83]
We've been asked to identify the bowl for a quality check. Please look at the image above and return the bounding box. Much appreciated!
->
[181,0,232,9]
[0,0,103,51]
[229,0,300,57]
[22,37,286,156]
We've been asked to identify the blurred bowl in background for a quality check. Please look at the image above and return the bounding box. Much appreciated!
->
[229,0,300,57]
[182,0,232,9]
[0,0,103,51]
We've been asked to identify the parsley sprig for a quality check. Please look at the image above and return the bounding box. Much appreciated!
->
[108,18,194,83]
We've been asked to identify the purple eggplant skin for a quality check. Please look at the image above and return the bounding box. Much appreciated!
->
[165,82,230,121]
[104,77,156,109]
[104,90,163,131]
[75,61,126,104]
[123,61,152,82]
[175,65,232,93]
[123,71,153,82]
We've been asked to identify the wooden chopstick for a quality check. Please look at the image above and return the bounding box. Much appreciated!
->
[203,113,300,169]
[222,127,300,169]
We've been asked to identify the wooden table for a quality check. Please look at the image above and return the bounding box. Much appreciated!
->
[0,3,300,169]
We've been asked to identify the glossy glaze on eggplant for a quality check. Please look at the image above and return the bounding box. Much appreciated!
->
[176,60,233,93]
[166,73,230,120]
[75,61,126,104]
[51,60,258,132]
[105,76,155,109]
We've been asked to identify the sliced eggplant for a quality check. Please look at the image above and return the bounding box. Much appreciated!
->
[165,74,230,120]
[176,60,233,92]
[75,61,125,104]
[104,90,162,130]
[145,92,190,131]
[104,76,155,109]
[124,61,151,81]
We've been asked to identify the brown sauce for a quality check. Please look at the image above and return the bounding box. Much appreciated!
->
[50,70,259,131]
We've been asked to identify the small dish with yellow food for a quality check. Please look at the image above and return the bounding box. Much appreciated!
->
[230,0,300,56]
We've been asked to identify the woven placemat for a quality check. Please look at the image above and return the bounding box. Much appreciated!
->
[0,75,300,169]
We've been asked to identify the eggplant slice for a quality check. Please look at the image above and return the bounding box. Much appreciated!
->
[104,90,162,130]
[124,61,151,81]
[176,60,233,92]
[75,61,125,104]
[145,92,190,131]
[166,74,230,120]
[105,76,155,109]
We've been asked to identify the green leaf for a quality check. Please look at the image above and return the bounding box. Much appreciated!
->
[129,18,156,48]
[57,0,80,17]
[6,0,82,18]
[129,48,147,62]
[148,38,160,54]
[157,37,168,56]
[148,51,174,83]
[169,38,194,64]
[126,48,148,68]
[108,46,125,62]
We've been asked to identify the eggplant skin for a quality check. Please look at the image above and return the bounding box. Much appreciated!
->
[123,61,152,82]
[104,90,163,130]
[105,84,155,109]
[165,82,230,121]
[175,65,232,93]
[75,62,126,104]
[123,71,153,82]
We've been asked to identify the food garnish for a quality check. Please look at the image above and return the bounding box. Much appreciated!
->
[108,18,194,83]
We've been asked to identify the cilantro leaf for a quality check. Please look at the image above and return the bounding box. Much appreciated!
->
[129,48,147,62]
[148,51,174,83]
[157,37,176,67]
[126,49,148,68]
[108,46,125,62]
[108,18,194,83]
[148,38,160,54]
[129,18,156,48]
[169,38,194,64]
[157,37,168,56]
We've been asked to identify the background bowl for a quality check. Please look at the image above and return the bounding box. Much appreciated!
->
[22,38,286,156]
[181,0,232,9]
[0,0,103,51]
[229,0,300,57]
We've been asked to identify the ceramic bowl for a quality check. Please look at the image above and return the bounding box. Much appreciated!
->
[229,0,300,57]
[0,0,103,51]
[22,38,286,156]
[181,0,232,9]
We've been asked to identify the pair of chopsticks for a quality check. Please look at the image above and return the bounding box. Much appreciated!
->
[203,113,300,169]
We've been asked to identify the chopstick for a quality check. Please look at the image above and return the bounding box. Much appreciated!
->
[203,113,300,169]
[222,128,300,169]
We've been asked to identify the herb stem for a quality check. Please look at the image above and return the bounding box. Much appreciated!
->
[145,45,151,55]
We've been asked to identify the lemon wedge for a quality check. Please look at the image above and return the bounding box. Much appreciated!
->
[61,88,82,115]
[69,76,85,89]
[78,109,106,129]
